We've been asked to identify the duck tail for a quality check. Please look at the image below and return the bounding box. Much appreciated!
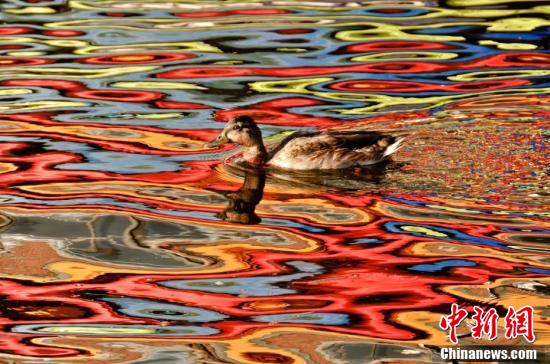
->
[383,137,405,158]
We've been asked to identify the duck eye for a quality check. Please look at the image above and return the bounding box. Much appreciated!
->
[233,125,241,130]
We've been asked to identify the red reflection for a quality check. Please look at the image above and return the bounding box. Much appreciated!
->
[330,79,531,92]
[0,45,26,50]
[0,211,545,357]
[215,97,340,128]
[275,28,315,34]
[2,79,165,103]
[81,53,196,64]
[67,90,163,102]
[342,41,457,52]
[154,100,209,109]
[157,52,549,79]
[0,27,34,35]
[41,30,85,37]
[0,58,54,66]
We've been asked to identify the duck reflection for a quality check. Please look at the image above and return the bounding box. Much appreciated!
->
[217,169,266,224]
[216,161,394,225]
[263,160,392,192]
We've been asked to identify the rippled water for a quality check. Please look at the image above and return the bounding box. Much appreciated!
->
[0,0,548,362]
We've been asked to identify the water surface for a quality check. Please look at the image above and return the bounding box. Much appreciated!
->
[0,0,548,362]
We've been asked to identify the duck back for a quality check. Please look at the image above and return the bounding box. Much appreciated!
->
[267,131,402,170]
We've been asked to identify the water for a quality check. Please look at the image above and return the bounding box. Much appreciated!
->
[0,0,548,362]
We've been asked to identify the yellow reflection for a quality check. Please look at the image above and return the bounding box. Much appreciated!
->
[487,17,550,31]
[276,47,308,52]
[0,101,88,112]
[336,22,465,42]
[250,78,333,94]
[449,69,550,81]
[351,52,458,62]
[44,40,89,48]
[0,66,158,78]
[6,51,47,56]
[336,17,550,42]
[5,6,56,14]
[401,226,448,237]
[37,38,222,54]
[136,113,183,119]
[0,88,33,96]
[0,37,44,45]
[426,204,481,214]
[479,40,537,50]
[0,163,17,174]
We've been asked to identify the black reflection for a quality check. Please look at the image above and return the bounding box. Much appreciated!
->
[217,170,266,225]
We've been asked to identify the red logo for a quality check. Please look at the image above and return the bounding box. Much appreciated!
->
[471,306,499,341]
[440,304,536,344]
[504,306,535,343]
[439,303,468,344]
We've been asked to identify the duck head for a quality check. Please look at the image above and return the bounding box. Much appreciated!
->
[206,116,268,165]
[205,116,263,148]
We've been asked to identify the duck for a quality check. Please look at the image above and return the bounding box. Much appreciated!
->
[205,115,404,170]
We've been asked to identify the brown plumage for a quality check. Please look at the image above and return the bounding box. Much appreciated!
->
[205,116,404,170]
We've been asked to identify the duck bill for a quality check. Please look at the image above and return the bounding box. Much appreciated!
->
[204,133,229,148]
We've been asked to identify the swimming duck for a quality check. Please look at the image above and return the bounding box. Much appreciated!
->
[205,116,404,170]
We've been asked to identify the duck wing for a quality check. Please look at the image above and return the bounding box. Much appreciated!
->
[267,131,318,160]
[267,130,401,170]
[323,130,395,150]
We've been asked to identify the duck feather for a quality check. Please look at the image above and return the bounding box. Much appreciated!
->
[267,130,400,170]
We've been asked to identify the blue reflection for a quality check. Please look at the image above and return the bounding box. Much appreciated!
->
[100,296,228,322]
[253,312,350,325]
[408,259,476,272]
[158,261,323,296]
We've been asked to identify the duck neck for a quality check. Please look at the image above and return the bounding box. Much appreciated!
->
[242,142,268,166]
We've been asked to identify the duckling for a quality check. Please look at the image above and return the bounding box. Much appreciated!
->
[205,115,404,170]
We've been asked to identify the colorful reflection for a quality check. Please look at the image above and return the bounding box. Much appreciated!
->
[0,0,548,362]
